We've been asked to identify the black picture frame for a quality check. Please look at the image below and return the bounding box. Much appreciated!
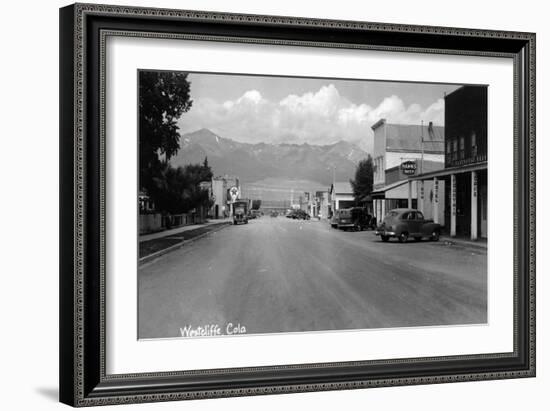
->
[59,3,536,407]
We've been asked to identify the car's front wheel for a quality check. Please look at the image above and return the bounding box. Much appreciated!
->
[398,232,409,243]
[381,235,390,242]
[430,230,440,241]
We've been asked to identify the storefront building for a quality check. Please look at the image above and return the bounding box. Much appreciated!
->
[330,182,355,212]
[409,85,488,240]
[210,175,240,218]
[370,119,445,223]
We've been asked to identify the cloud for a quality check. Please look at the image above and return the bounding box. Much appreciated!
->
[178,85,445,153]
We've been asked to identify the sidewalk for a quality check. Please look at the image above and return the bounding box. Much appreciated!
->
[140,218,231,242]
[439,235,487,252]
[139,218,232,264]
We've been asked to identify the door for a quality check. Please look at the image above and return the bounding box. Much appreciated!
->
[480,182,487,238]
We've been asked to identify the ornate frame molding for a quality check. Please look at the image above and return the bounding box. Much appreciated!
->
[60,3,535,407]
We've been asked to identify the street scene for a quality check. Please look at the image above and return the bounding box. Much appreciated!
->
[138,70,488,339]
[139,217,486,339]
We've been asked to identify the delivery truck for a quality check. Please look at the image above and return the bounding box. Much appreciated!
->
[232,200,249,225]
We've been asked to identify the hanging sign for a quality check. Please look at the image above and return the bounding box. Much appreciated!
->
[401,160,417,175]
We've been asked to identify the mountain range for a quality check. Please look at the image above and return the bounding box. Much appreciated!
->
[169,128,369,188]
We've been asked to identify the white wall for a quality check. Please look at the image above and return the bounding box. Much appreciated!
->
[386,151,444,170]
[0,1,546,410]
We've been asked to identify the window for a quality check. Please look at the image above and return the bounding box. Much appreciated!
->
[459,136,465,160]
[415,211,424,220]
[452,138,458,162]
[471,132,477,158]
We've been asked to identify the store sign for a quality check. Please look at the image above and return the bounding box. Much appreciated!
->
[451,175,457,216]
[229,186,239,202]
[401,160,417,175]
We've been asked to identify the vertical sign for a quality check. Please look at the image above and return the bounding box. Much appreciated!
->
[450,174,456,237]
[433,177,439,224]
[471,171,478,240]
[419,181,425,214]
[451,175,456,217]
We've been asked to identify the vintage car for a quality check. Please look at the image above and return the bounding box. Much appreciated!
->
[375,208,441,242]
[248,209,261,219]
[349,207,376,231]
[287,209,310,220]
[331,208,375,231]
[330,209,341,228]
[332,208,354,230]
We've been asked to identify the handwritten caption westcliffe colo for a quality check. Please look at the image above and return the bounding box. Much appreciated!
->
[179,323,247,337]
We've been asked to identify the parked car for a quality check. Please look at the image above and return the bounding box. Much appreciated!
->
[330,210,340,228]
[286,209,310,220]
[270,211,279,217]
[349,207,377,231]
[248,209,261,219]
[375,208,441,242]
[333,208,354,230]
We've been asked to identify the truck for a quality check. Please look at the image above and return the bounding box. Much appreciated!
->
[232,200,249,225]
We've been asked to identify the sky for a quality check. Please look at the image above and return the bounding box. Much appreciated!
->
[177,72,461,153]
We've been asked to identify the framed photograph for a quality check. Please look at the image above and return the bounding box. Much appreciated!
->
[59,3,535,407]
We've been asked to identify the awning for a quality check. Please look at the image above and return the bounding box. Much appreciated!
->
[408,161,487,181]
[371,180,411,199]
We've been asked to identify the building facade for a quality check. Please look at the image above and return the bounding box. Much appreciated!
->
[370,119,445,223]
[330,182,355,213]
[210,175,240,218]
[409,85,488,240]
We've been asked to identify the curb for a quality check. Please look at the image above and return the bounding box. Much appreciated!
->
[439,237,487,253]
[139,222,231,266]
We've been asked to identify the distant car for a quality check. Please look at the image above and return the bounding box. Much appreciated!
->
[233,201,249,225]
[375,208,441,242]
[270,211,279,217]
[330,210,340,228]
[286,209,310,220]
[249,209,261,219]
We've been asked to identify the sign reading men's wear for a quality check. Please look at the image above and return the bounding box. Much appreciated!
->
[401,160,417,175]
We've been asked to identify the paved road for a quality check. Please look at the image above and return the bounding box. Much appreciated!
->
[138,217,487,339]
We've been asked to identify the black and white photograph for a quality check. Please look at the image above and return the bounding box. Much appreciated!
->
[137,71,488,340]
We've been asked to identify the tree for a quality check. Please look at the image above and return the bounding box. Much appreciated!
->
[139,71,193,195]
[350,155,374,204]
[145,160,214,215]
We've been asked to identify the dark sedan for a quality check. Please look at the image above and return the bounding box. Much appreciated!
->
[375,208,441,242]
[286,209,311,220]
